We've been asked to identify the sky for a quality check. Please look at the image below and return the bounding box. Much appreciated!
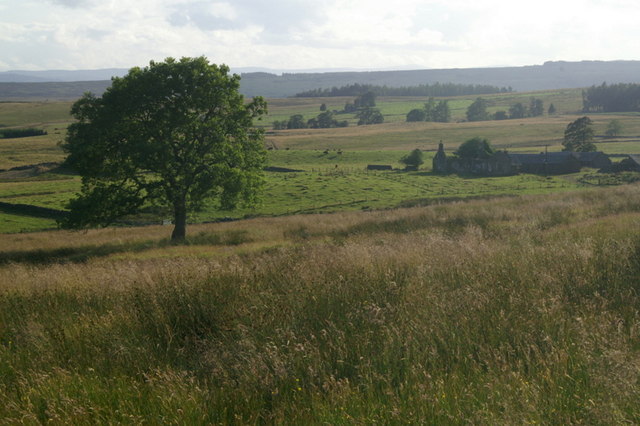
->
[1,0,639,72]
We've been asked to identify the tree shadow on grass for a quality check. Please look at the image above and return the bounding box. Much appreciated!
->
[0,229,254,265]
[0,241,158,265]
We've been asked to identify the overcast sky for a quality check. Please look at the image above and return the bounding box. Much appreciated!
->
[1,0,638,72]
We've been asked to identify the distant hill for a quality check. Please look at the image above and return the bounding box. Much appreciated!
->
[0,69,129,83]
[239,61,640,97]
[1,60,640,100]
[0,81,113,101]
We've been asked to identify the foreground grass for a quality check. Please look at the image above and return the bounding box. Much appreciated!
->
[1,185,640,423]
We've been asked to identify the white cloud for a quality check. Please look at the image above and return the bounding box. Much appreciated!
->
[0,0,639,71]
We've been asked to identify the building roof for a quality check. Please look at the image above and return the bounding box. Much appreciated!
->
[575,151,607,160]
[627,154,640,165]
[509,152,579,165]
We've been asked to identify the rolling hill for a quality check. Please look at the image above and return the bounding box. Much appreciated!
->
[1,60,640,100]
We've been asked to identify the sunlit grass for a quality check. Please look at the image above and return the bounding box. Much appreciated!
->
[1,185,640,422]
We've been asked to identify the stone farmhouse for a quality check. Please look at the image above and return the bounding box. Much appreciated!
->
[433,144,612,176]
[614,155,640,172]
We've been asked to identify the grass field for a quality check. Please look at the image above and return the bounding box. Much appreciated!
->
[1,186,640,422]
[1,91,640,234]
[1,87,640,422]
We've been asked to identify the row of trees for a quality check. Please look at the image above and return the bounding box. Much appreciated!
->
[295,82,511,98]
[466,97,550,121]
[272,112,349,130]
[273,91,383,129]
[582,82,640,112]
[406,98,451,122]
[0,128,47,139]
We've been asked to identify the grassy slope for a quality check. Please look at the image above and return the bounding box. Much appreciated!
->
[1,186,640,423]
[1,91,640,422]
[1,93,639,233]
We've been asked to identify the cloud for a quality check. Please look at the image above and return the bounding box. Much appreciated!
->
[47,0,95,8]
[2,0,640,71]
[167,0,330,44]
[169,2,238,31]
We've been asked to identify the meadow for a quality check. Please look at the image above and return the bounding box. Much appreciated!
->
[2,90,640,234]
[1,186,640,422]
[1,86,640,422]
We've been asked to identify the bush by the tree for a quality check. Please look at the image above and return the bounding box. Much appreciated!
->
[400,148,424,168]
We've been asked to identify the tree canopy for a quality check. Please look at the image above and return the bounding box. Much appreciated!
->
[455,137,495,159]
[582,82,640,112]
[400,148,424,168]
[62,57,267,241]
[562,116,596,152]
[356,108,384,125]
[466,98,490,122]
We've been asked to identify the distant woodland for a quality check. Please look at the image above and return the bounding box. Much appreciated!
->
[294,82,510,98]
[582,82,640,112]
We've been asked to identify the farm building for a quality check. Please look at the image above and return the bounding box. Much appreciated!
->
[433,145,607,176]
[432,144,517,176]
[432,142,448,173]
[614,154,640,172]
[508,152,582,174]
[449,151,518,176]
[575,151,612,170]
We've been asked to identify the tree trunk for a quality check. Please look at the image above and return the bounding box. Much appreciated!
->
[171,198,187,242]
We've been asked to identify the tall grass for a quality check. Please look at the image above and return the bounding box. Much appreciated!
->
[1,185,640,423]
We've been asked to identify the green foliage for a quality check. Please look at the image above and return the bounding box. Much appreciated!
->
[406,108,426,122]
[493,110,508,120]
[529,97,544,116]
[354,91,377,108]
[509,102,527,119]
[61,57,267,240]
[287,114,307,129]
[307,111,348,129]
[455,137,495,159]
[356,107,384,125]
[0,128,47,139]
[466,97,490,121]
[605,119,622,138]
[582,82,640,112]
[431,99,451,122]
[400,148,424,168]
[316,111,337,128]
[563,116,596,152]
[294,82,510,98]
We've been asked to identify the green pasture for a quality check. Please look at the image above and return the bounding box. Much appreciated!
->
[0,92,639,233]
[0,148,594,233]
[0,211,57,233]
[263,88,586,128]
[194,167,585,222]
[0,101,72,127]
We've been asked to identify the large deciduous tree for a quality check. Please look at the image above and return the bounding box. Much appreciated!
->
[466,97,489,122]
[61,57,267,241]
[562,116,596,152]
